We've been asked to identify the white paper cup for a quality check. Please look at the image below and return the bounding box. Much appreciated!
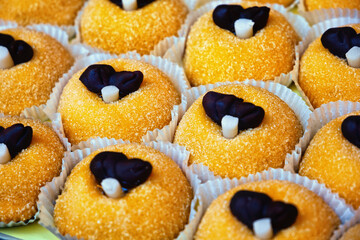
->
[38,138,201,239]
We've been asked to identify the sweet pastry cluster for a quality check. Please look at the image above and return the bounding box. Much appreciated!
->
[0,0,360,239]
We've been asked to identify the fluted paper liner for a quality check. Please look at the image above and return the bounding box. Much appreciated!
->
[295,17,360,111]
[184,168,354,239]
[144,80,312,182]
[44,52,190,118]
[73,0,193,56]
[0,107,71,228]
[298,0,360,25]
[331,209,360,240]
[37,138,201,240]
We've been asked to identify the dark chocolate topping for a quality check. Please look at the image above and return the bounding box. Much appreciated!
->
[0,33,33,65]
[321,27,360,59]
[90,151,152,191]
[230,190,298,234]
[212,4,270,36]
[342,115,360,149]
[79,64,143,100]
[0,124,33,159]
[202,91,264,132]
[110,0,155,9]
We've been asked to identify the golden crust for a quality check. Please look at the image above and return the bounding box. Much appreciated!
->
[195,180,339,240]
[0,0,85,26]
[299,24,360,109]
[80,0,188,55]
[0,28,74,116]
[173,84,303,179]
[299,111,360,209]
[246,0,294,6]
[54,143,193,240]
[0,116,65,223]
[340,224,360,240]
[58,58,180,145]
[304,0,360,11]
[183,3,299,86]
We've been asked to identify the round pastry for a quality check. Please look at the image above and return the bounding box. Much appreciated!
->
[299,24,360,109]
[303,0,360,11]
[58,58,180,145]
[183,3,299,86]
[0,0,85,26]
[54,143,193,239]
[80,0,188,55]
[0,28,74,116]
[340,223,360,240]
[195,180,340,240]
[173,84,303,179]
[0,116,65,223]
[299,111,360,209]
[251,0,294,6]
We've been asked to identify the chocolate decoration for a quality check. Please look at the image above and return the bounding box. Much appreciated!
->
[230,190,298,234]
[0,33,14,49]
[202,91,265,132]
[110,0,155,9]
[0,124,33,159]
[212,4,270,36]
[90,151,152,191]
[341,115,360,149]
[79,64,143,101]
[321,27,360,59]
[0,33,33,65]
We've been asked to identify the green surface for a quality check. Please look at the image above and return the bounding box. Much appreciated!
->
[0,222,58,240]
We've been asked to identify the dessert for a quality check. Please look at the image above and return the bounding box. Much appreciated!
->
[80,0,188,55]
[0,28,74,115]
[58,58,180,145]
[195,180,340,239]
[299,25,360,108]
[299,111,360,208]
[303,0,360,11]
[340,223,360,240]
[0,0,85,26]
[174,84,303,179]
[54,143,193,239]
[184,3,299,86]
[0,116,65,223]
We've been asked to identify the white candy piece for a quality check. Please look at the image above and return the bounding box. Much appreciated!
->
[346,46,360,68]
[0,46,14,69]
[101,85,120,103]
[234,18,255,39]
[101,178,124,199]
[253,218,273,240]
[0,143,11,164]
[221,115,239,139]
[122,0,137,11]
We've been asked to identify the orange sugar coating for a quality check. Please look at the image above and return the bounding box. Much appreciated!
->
[0,0,85,26]
[340,224,360,240]
[0,116,65,223]
[54,143,193,240]
[247,0,294,6]
[80,0,188,55]
[299,111,360,209]
[173,84,303,179]
[183,2,299,86]
[58,58,180,145]
[304,0,360,11]
[0,28,74,116]
[299,24,360,109]
[195,180,339,240]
